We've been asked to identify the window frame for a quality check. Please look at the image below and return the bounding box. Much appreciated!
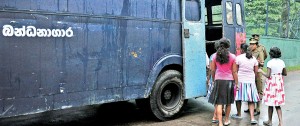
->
[236,3,243,26]
[225,2,233,25]
[185,0,201,22]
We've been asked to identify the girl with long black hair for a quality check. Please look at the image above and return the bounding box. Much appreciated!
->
[209,38,238,126]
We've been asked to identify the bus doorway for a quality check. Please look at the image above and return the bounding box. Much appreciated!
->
[205,0,223,57]
[205,0,246,56]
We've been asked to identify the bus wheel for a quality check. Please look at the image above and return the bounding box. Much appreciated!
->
[150,70,184,121]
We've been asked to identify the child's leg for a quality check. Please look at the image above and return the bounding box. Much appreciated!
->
[235,101,242,116]
[248,102,255,120]
[263,106,274,125]
[216,104,223,126]
[275,106,283,126]
[224,104,231,123]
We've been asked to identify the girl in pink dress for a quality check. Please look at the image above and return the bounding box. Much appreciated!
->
[259,47,287,126]
[209,38,238,126]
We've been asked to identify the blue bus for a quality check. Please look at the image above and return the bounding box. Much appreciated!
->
[0,0,245,121]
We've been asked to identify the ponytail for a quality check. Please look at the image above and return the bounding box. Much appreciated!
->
[216,38,231,64]
[245,51,252,59]
[241,43,252,59]
[216,46,229,64]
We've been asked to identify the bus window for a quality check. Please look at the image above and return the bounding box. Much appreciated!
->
[205,3,222,42]
[226,2,233,25]
[185,0,200,21]
[236,4,243,25]
[212,5,222,25]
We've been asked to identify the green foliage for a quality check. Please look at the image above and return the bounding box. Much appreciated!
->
[245,0,300,39]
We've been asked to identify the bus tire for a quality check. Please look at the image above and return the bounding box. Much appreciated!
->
[150,70,184,121]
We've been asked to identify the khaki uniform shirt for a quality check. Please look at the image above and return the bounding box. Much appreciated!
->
[252,44,265,68]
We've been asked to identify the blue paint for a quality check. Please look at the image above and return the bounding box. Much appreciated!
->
[0,0,244,118]
[183,0,207,98]
[0,0,184,118]
[222,0,246,54]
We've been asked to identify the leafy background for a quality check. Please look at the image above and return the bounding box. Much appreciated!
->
[245,0,300,39]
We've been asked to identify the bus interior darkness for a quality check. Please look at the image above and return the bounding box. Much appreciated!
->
[205,0,222,56]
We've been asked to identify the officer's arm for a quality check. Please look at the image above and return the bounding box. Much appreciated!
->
[266,67,271,78]
[259,51,265,67]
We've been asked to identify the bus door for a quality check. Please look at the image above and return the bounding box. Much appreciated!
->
[182,0,207,98]
[223,0,246,54]
[234,0,246,55]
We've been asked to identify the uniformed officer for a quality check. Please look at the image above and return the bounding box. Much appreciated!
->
[245,38,265,116]
[252,34,268,58]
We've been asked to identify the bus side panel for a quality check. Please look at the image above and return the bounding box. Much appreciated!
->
[122,20,182,100]
[144,54,182,98]
[0,0,182,117]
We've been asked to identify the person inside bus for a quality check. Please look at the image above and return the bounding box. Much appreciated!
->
[208,38,238,126]
[231,43,259,124]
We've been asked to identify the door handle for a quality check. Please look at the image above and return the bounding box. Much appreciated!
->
[184,29,190,38]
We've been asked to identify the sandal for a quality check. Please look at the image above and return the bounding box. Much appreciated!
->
[230,114,243,119]
[244,109,256,113]
[224,120,231,126]
[263,121,272,126]
[254,111,260,116]
[251,120,258,124]
[211,119,219,123]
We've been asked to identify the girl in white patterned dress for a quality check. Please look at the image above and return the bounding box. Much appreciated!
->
[258,47,287,126]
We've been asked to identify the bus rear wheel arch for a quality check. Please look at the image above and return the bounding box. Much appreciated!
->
[150,70,185,121]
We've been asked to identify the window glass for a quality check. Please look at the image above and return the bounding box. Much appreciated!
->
[236,4,243,25]
[212,5,222,24]
[185,0,200,21]
[205,5,222,25]
[226,2,233,24]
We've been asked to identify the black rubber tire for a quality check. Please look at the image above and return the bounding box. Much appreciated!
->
[150,70,185,121]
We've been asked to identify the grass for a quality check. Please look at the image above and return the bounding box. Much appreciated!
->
[286,65,300,72]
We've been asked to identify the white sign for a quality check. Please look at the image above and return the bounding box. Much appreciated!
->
[2,25,73,37]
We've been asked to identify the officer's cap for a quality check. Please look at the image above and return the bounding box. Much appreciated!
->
[249,39,258,44]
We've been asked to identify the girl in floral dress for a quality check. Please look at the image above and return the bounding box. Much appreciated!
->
[258,47,287,126]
